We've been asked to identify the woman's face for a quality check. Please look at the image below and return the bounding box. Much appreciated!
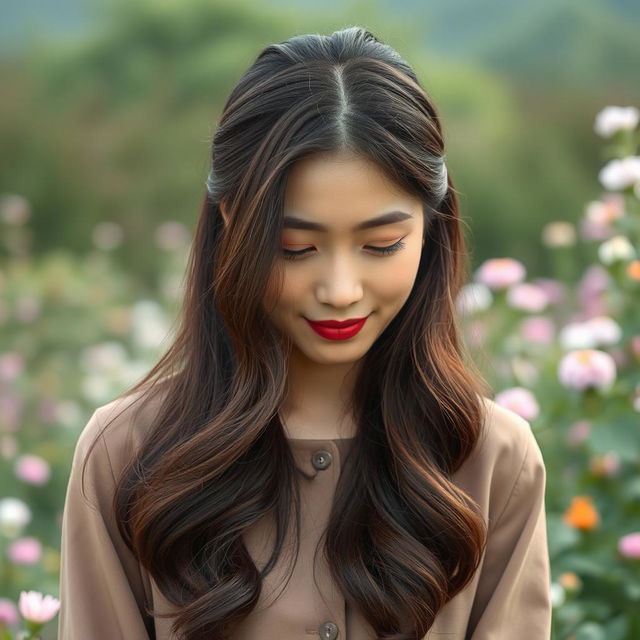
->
[264,150,425,366]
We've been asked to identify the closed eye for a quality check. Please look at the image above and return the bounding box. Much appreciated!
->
[281,238,407,261]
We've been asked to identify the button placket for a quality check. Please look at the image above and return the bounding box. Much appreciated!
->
[311,449,333,470]
[319,620,339,639]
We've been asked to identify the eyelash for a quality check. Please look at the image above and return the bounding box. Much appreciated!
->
[281,239,407,261]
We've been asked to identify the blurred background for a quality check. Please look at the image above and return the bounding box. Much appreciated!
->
[1,1,639,638]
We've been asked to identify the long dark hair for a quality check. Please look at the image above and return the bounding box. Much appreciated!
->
[81,26,492,639]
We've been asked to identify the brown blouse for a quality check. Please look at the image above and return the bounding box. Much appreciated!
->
[58,393,552,639]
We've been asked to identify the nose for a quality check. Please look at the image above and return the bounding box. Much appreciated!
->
[315,253,364,307]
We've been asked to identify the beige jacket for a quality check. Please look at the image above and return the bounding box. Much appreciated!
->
[58,393,552,639]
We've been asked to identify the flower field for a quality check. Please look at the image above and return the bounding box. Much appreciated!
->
[0,105,639,639]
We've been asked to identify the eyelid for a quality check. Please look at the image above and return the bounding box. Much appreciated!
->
[281,236,408,260]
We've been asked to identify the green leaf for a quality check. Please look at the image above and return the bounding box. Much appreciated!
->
[604,615,630,640]
[547,514,580,556]
[574,622,606,640]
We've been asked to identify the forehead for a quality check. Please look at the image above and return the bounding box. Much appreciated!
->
[283,151,419,224]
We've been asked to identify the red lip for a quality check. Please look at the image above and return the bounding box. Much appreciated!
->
[306,316,368,328]
[304,315,370,341]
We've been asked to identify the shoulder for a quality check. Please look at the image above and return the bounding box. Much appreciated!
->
[452,395,546,529]
[74,385,166,482]
[477,395,543,468]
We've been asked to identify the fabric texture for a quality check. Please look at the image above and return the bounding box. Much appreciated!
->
[58,392,552,639]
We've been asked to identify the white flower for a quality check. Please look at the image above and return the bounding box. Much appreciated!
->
[81,375,112,404]
[559,322,596,350]
[550,582,566,608]
[456,282,493,315]
[18,591,60,624]
[586,316,622,346]
[594,106,640,138]
[559,316,622,350]
[541,221,576,248]
[0,497,32,538]
[55,400,82,428]
[598,235,636,265]
[598,157,640,190]
[80,342,128,373]
[131,300,171,350]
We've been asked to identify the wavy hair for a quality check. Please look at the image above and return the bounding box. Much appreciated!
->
[82,25,492,640]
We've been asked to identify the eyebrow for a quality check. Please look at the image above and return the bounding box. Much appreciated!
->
[282,210,413,232]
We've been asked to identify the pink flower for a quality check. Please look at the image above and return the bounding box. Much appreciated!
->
[0,194,30,225]
[580,216,615,241]
[37,398,59,423]
[15,454,51,486]
[474,258,526,291]
[532,278,566,305]
[494,387,540,421]
[618,532,640,559]
[633,384,640,413]
[576,265,611,317]
[585,194,625,225]
[609,347,628,369]
[92,221,123,250]
[466,319,488,348]
[566,420,591,446]
[0,352,25,381]
[0,597,19,626]
[155,220,190,251]
[520,316,555,345]
[558,349,617,391]
[18,591,60,625]
[506,282,549,313]
[0,392,24,433]
[589,452,620,477]
[14,296,41,324]
[8,536,42,565]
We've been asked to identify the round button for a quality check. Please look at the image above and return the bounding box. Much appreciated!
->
[312,450,333,470]
[319,620,339,639]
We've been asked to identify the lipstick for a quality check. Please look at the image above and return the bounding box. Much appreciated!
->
[304,315,369,341]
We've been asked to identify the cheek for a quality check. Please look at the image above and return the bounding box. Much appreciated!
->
[263,268,305,316]
[373,245,422,300]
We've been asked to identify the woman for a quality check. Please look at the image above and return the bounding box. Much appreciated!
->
[58,26,551,639]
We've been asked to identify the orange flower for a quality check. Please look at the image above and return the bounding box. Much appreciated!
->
[563,495,599,530]
[559,572,582,591]
[627,260,640,281]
